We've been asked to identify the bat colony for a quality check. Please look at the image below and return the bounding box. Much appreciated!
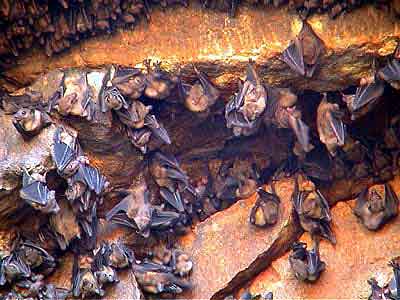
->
[1,20,400,300]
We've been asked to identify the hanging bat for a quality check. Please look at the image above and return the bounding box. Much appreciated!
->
[116,100,152,129]
[132,262,191,294]
[289,242,326,282]
[282,22,325,78]
[249,187,280,227]
[106,176,153,238]
[160,187,186,213]
[127,128,152,154]
[292,176,336,244]
[317,93,346,156]
[108,240,134,269]
[181,65,220,113]
[52,140,82,178]
[353,183,398,231]
[112,67,146,100]
[143,60,178,100]
[12,108,52,139]
[0,253,31,285]
[225,61,267,137]
[72,163,109,196]
[144,114,171,145]
[19,171,59,214]
[72,254,104,299]
[342,65,385,121]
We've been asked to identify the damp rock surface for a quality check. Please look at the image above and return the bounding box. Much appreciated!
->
[177,177,302,300]
[2,5,399,93]
[247,175,400,300]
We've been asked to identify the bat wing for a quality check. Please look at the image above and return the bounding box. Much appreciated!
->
[379,59,400,82]
[80,165,107,195]
[316,189,331,221]
[319,220,336,244]
[53,141,76,172]
[384,183,399,218]
[328,111,346,146]
[160,188,185,213]
[150,209,180,229]
[145,114,171,145]
[354,188,369,218]
[106,196,131,221]
[20,181,51,206]
[353,81,384,112]
[155,152,182,171]
[246,63,258,86]
[287,114,313,153]
[282,39,305,76]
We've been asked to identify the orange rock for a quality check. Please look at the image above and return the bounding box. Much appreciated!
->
[2,5,399,93]
[177,177,302,300]
[248,176,400,299]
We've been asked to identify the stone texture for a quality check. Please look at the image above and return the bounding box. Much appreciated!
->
[177,177,302,300]
[247,175,400,300]
[0,113,58,227]
[1,5,399,93]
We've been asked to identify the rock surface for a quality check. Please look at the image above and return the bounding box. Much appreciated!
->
[246,175,400,300]
[1,5,399,93]
[177,177,302,300]
[0,113,58,227]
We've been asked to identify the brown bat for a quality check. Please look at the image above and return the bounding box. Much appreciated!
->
[181,65,220,113]
[353,183,398,231]
[316,93,346,156]
[12,108,51,139]
[282,22,325,78]
[106,175,153,238]
[225,61,267,137]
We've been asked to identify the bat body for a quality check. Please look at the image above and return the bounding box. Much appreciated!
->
[116,100,152,129]
[282,22,324,78]
[132,262,191,294]
[20,172,59,214]
[264,88,313,153]
[127,128,152,154]
[143,60,177,100]
[182,66,220,113]
[12,108,51,139]
[144,114,171,145]
[108,241,134,269]
[106,176,153,238]
[353,183,398,231]
[0,253,31,285]
[225,62,267,137]
[367,278,385,300]
[289,242,325,282]
[250,187,280,227]
[342,76,385,120]
[292,176,335,244]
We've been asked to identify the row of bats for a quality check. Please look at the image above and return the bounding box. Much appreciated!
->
[0,0,390,61]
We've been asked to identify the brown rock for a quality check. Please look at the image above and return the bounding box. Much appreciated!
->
[1,5,399,93]
[247,175,400,300]
[0,112,58,227]
[177,177,302,300]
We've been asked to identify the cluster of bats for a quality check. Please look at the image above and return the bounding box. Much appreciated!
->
[2,18,400,300]
[0,0,397,65]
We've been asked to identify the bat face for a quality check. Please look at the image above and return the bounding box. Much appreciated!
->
[95,266,118,286]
